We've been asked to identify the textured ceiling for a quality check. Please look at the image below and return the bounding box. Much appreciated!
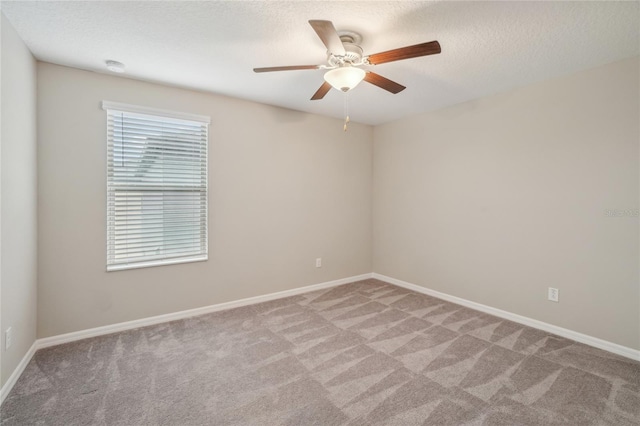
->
[2,1,639,125]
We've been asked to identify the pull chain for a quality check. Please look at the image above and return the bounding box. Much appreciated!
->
[343,91,350,132]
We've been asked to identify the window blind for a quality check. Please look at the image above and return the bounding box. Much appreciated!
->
[103,102,209,271]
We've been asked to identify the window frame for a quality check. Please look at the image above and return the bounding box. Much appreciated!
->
[102,101,210,272]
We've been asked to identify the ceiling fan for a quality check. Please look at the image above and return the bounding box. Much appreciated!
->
[253,20,441,100]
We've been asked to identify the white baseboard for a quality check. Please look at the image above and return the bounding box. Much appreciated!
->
[0,341,37,406]
[3,270,637,408]
[37,273,373,350]
[0,272,372,407]
[373,273,640,362]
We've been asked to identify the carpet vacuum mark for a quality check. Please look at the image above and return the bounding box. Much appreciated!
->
[1,279,639,425]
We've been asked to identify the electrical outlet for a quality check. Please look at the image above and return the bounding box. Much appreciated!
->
[5,327,13,350]
[548,287,559,302]
[315,258,322,268]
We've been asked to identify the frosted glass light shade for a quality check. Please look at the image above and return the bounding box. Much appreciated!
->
[324,67,366,92]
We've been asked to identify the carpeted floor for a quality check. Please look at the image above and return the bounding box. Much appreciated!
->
[1,279,639,425]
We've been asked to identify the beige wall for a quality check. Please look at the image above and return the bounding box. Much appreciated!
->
[1,14,38,387]
[12,42,640,359]
[373,57,640,350]
[37,63,373,338]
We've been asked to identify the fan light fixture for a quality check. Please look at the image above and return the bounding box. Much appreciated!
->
[324,66,366,92]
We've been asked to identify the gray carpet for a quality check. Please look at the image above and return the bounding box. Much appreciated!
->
[1,279,639,425]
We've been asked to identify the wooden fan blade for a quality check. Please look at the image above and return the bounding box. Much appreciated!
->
[253,65,319,73]
[364,72,406,94]
[311,81,332,100]
[309,20,346,56]
[367,41,441,65]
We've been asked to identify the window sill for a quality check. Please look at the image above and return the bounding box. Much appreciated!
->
[107,255,208,272]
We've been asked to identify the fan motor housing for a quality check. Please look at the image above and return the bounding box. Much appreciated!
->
[342,42,363,63]
[328,31,364,66]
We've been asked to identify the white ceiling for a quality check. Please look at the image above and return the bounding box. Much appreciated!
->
[2,1,639,125]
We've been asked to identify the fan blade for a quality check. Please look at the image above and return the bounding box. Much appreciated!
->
[364,72,406,94]
[309,20,345,56]
[311,82,332,100]
[253,65,319,73]
[367,41,441,65]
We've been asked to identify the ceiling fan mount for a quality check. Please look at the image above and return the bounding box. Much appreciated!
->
[253,20,441,100]
[337,30,362,45]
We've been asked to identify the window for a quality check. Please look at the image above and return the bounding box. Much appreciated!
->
[102,101,209,271]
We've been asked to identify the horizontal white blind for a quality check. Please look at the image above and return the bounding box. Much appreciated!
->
[105,106,208,271]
